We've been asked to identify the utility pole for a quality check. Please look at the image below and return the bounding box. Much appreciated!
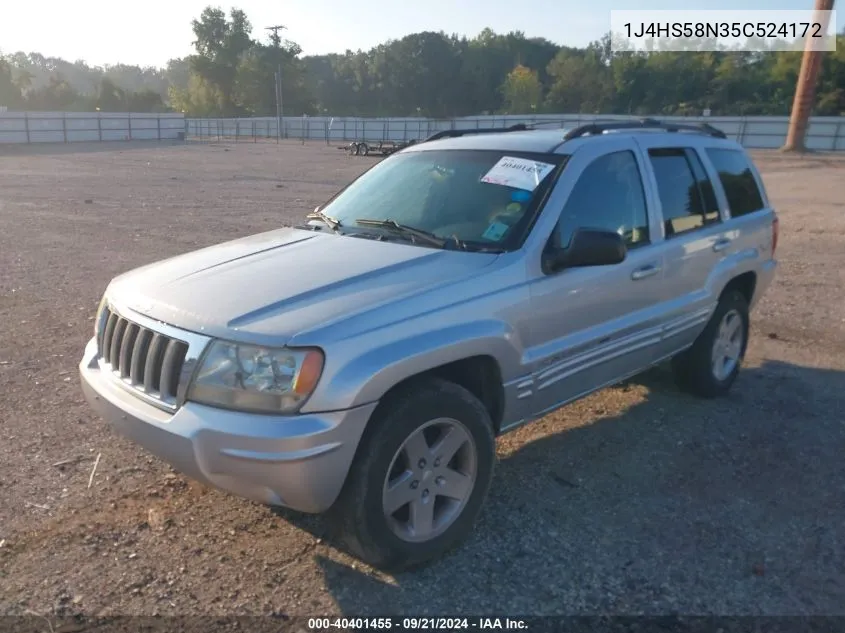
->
[781,0,835,152]
[266,24,286,142]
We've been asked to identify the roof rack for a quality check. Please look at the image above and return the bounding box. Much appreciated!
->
[563,118,727,140]
[423,123,529,143]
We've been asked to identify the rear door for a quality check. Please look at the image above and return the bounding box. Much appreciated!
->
[634,137,732,358]
[702,146,774,261]
[524,137,667,417]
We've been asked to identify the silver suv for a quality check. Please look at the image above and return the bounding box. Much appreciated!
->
[79,120,778,570]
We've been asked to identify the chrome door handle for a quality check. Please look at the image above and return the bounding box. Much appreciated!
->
[631,264,661,280]
[713,237,732,252]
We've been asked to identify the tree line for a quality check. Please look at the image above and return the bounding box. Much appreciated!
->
[2,7,844,118]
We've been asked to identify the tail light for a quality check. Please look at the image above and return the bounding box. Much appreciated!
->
[772,215,779,257]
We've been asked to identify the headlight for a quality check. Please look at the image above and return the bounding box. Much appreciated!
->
[187,341,324,414]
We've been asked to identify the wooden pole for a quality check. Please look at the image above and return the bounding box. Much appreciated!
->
[782,0,835,152]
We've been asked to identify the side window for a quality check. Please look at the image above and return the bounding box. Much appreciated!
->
[648,148,720,237]
[684,149,720,223]
[556,150,649,250]
[705,148,766,217]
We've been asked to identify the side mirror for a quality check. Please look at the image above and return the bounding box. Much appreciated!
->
[542,228,627,274]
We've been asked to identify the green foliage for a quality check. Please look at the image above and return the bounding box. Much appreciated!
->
[187,7,254,115]
[0,53,171,112]
[301,30,845,118]
[2,12,845,117]
[168,73,220,116]
[0,58,24,108]
[24,76,87,110]
[501,65,542,114]
[546,48,613,114]
[234,41,312,117]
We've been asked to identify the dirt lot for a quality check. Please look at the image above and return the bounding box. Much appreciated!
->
[0,140,843,617]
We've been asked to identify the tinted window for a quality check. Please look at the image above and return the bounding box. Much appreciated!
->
[684,149,720,219]
[556,150,649,249]
[705,148,765,217]
[648,148,720,237]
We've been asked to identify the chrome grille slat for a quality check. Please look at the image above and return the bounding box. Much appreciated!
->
[109,318,127,369]
[96,307,191,410]
[101,312,118,361]
[144,334,166,393]
[129,329,152,385]
[160,340,186,400]
[118,323,139,379]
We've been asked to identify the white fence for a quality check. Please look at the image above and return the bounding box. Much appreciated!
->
[0,112,186,144]
[2,111,843,150]
[187,113,845,151]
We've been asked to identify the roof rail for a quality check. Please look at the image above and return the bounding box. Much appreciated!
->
[563,118,727,140]
[423,123,529,143]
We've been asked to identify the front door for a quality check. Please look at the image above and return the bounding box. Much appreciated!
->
[525,141,668,418]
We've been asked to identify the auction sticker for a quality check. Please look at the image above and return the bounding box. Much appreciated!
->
[481,156,555,191]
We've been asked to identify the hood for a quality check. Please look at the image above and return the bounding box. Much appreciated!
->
[107,227,500,346]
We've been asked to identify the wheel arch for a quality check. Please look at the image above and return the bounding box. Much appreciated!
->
[720,270,757,306]
[374,355,506,435]
[307,322,518,435]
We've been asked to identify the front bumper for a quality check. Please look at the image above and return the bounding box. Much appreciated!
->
[79,337,376,513]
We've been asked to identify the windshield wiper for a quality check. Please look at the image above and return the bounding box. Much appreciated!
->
[306,209,342,231]
[355,218,450,248]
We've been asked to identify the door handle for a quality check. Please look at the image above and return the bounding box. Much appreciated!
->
[631,263,661,280]
[712,237,732,252]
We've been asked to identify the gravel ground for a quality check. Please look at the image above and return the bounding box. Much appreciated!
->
[0,140,843,617]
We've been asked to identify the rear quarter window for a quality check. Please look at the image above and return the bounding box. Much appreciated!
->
[647,148,720,238]
[705,148,766,217]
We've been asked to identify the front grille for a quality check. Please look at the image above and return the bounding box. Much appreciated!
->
[97,308,189,407]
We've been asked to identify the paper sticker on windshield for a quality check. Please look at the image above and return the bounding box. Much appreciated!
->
[481,156,555,191]
[483,222,510,242]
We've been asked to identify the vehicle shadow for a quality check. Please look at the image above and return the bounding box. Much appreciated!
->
[276,360,845,615]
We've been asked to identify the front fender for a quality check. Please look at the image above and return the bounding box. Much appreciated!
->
[300,319,523,413]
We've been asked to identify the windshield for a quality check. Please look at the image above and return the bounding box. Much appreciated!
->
[319,149,565,250]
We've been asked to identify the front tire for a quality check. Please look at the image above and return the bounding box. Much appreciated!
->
[332,377,496,571]
[672,289,750,398]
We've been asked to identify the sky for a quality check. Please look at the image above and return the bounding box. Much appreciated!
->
[1,0,842,68]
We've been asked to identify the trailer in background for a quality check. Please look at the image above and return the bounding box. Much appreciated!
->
[341,139,418,156]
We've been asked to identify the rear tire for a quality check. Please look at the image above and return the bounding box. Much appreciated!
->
[331,377,496,571]
[672,289,750,398]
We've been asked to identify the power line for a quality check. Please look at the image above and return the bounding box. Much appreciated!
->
[266,25,286,47]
